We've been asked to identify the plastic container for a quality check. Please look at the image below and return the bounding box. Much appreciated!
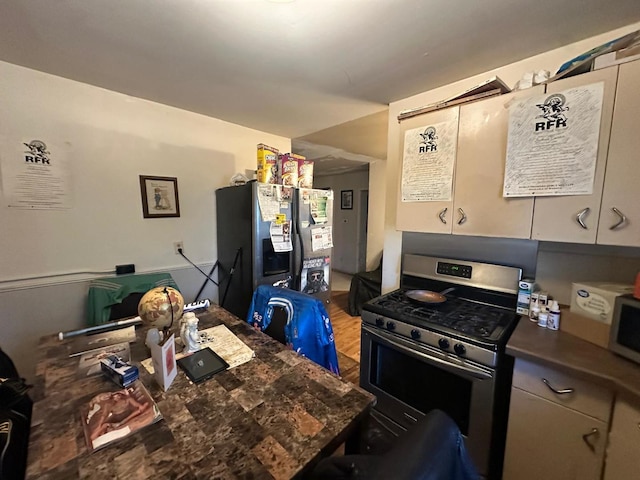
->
[547,300,561,330]
[537,309,548,328]
[529,304,540,323]
[517,279,535,315]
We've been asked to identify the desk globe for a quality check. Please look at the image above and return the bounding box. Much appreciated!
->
[138,286,184,330]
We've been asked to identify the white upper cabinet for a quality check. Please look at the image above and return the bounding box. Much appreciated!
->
[396,106,459,234]
[452,86,542,238]
[530,67,619,243]
[596,60,640,247]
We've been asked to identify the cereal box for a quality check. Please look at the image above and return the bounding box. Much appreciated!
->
[277,153,302,187]
[298,158,314,189]
[257,144,279,184]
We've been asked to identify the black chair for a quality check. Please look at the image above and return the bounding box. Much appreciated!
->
[0,348,33,480]
[347,257,383,316]
[309,409,479,480]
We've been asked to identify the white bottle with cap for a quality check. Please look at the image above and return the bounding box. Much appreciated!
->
[547,300,561,330]
[537,308,548,328]
[529,304,540,323]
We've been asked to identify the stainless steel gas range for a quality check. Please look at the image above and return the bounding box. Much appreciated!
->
[360,254,522,480]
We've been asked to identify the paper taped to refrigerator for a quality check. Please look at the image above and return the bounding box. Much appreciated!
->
[310,197,328,224]
[257,184,281,221]
[270,221,293,252]
[311,226,333,251]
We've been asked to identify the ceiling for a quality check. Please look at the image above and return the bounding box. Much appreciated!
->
[1,0,640,172]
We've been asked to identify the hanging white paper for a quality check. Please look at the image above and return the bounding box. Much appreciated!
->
[310,196,328,224]
[0,138,72,209]
[401,111,459,202]
[503,83,604,197]
[311,226,333,251]
[270,221,293,252]
[257,184,280,221]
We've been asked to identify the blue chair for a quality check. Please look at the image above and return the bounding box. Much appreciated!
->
[246,285,340,375]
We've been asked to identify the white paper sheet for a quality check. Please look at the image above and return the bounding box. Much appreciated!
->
[0,138,72,209]
[257,183,280,221]
[401,112,459,202]
[311,226,333,251]
[270,220,293,252]
[503,83,604,197]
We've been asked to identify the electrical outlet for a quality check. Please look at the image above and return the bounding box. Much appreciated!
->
[174,241,184,255]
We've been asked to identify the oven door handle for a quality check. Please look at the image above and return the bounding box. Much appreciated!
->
[363,325,493,380]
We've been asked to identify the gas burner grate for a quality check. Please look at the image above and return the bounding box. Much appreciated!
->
[367,289,516,340]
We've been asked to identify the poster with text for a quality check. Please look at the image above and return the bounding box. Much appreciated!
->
[0,138,72,209]
[503,83,604,197]
[401,110,459,202]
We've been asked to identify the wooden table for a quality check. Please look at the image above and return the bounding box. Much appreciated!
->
[26,305,375,479]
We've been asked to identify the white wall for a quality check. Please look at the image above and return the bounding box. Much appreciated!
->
[0,61,290,379]
[384,22,640,294]
[366,160,386,271]
[315,169,370,274]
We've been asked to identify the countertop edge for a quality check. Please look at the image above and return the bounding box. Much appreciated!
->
[506,316,640,401]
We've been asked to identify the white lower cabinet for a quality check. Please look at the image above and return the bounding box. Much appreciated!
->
[603,395,640,480]
[503,359,612,480]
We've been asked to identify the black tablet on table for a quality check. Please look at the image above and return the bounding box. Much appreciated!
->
[177,347,229,383]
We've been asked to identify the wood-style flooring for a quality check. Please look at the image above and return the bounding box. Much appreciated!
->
[329,291,361,385]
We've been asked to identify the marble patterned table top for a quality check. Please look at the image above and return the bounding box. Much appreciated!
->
[26,305,375,479]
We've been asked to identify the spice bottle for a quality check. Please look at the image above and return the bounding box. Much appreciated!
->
[547,300,561,331]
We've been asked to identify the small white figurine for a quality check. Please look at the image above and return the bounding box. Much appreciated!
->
[145,328,163,349]
[180,312,200,354]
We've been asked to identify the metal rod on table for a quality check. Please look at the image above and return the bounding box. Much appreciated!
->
[58,317,142,340]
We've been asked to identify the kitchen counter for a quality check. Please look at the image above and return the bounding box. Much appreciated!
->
[506,316,640,399]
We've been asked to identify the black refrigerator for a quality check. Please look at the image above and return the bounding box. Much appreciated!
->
[216,181,334,319]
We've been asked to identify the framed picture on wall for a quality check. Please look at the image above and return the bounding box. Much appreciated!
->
[139,175,180,218]
[341,190,353,210]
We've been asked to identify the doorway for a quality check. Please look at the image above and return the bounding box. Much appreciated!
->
[358,190,369,273]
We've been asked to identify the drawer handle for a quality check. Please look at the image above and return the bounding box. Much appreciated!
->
[582,428,600,453]
[438,208,448,224]
[541,378,574,395]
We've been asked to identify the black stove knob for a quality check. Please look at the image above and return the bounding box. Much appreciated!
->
[410,329,421,339]
[438,338,450,350]
[375,317,384,327]
[454,343,467,355]
[386,321,396,331]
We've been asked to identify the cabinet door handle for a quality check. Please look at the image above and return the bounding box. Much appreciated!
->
[457,208,467,225]
[575,207,590,229]
[541,378,574,395]
[610,207,627,230]
[582,428,600,453]
[438,208,448,224]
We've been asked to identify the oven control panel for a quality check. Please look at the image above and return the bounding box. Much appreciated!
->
[437,261,472,279]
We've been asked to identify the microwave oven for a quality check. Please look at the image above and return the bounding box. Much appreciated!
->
[609,294,640,364]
